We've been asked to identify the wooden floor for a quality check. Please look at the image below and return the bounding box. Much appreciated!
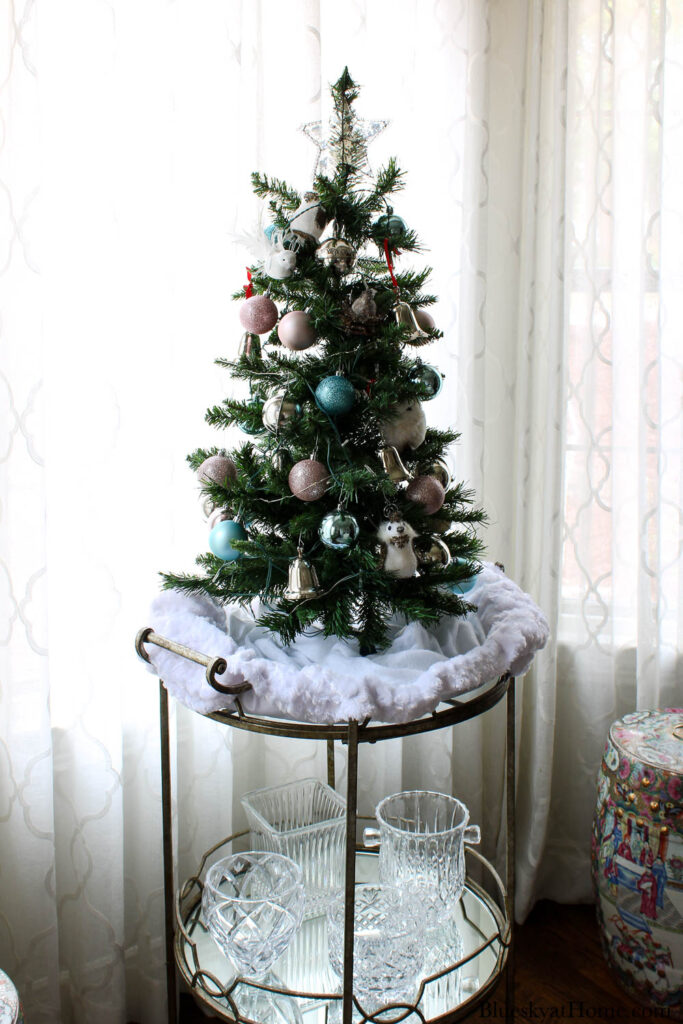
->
[469,900,648,1022]
[179,901,651,1023]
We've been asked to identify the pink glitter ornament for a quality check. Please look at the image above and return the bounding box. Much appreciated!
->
[239,295,279,335]
[405,475,446,515]
[288,459,330,502]
[197,454,238,487]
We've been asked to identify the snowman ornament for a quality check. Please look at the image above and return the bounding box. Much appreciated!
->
[380,398,427,452]
[376,514,419,578]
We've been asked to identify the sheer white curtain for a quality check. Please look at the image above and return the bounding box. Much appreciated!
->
[1,1,681,1022]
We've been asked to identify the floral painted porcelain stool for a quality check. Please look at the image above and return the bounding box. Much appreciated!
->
[592,709,683,1017]
[0,970,23,1024]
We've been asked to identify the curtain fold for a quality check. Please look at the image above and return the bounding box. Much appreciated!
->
[1,2,681,1021]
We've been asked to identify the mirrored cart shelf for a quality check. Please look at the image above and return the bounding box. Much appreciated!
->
[176,838,508,1024]
[135,627,517,1024]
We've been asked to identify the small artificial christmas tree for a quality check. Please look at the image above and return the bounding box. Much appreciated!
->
[162,70,486,655]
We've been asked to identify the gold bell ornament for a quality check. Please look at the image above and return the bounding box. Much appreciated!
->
[270,447,291,472]
[284,547,322,600]
[237,332,261,359]
[394,301,430,344]
[378,445,413,483]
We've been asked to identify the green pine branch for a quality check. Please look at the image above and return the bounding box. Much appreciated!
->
[250,172,301,210]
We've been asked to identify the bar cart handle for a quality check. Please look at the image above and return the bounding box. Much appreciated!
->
[464,824,481,845]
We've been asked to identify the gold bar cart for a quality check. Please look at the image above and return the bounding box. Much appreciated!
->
[136,628,516,1024]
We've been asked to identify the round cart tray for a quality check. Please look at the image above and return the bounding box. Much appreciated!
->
[175,839,510,1024]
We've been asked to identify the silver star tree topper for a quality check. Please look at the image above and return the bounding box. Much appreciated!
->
[301,68,388,179]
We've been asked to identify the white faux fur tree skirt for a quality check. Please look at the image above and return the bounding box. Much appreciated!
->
[144,562,549,725]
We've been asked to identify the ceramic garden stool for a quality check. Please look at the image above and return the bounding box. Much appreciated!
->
[592,709,683,1017]
[0,969,24,1024]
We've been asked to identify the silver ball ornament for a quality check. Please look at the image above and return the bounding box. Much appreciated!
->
[239,295,279,335]
[316,237,356,274]
[319,510,360,550]
[426,458,451,489]
[197,454,238,487]
[405,475,446,515]
[372,211,407,244]
[416,536,452,569]
[262,394,301,433]
[412,362,443,399]
[277,311,317,351]
[288,459,330,502]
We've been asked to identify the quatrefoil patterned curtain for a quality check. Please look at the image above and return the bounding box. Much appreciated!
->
[1,1,681,1021]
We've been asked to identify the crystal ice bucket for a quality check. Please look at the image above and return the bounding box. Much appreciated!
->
[241,778,346,917]
[363,790,480,925]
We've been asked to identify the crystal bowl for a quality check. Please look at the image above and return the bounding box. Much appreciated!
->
[327,884,425,1016]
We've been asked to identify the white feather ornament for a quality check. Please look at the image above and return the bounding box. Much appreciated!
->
[231,216,300,281]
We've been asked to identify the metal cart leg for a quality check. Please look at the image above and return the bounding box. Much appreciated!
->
[160,681,178,1024]
[505,678,516,1024]
[342,721,359,1024]
[327,737,336,790]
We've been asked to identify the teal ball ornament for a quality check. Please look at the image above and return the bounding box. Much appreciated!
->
[264,223,293,249]
[209,519,247,561]
[451,557,479,594]
[412,362,443,399]
[372,212,407,244]
[237,395,267,435]
[319,510,360,550]
[315,376,356,417]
